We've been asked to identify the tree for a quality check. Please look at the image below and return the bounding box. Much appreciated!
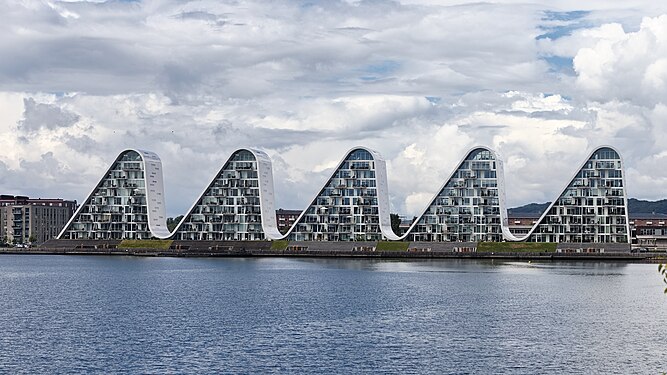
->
[659,264,667,294]
[167,215,184,232]
[390,213,401,235]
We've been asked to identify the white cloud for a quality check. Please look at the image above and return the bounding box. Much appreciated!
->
[572,15,667,105]
[504,92,573,113]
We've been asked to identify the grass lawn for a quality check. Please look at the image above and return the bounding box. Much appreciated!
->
[477,242,557,253]
[270,240,289,250]
[376,241,409,251]
[118,239,173,249]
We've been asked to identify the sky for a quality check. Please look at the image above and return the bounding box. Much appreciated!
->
[1,0,666,217]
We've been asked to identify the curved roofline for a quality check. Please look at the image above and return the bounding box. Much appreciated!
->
[171,147,283,239]
[501,145,629,243]
[58,144,630,244]
[58,148,171,239]
[274,145,400,240]
[399,145,500,240]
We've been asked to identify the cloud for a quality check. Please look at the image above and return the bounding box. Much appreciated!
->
[17,97,79,133]
[571,15,667,105]
[0,1,665,217]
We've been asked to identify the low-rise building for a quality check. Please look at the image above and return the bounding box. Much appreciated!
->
[507,212,541,237]
[629,213,667,251]
[0,195,77,245]
[276,209,301,234]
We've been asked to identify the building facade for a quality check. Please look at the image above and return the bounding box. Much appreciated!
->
[287,147,398,241]
[630,213,667,250]
[55,145,631,244]
[58,149,171,240]
[0,195,76,244]
[501,147,630,243]
[173,149,281,241]
[506,212,540,237]
[405,147,503,242]
[276,209,301,234]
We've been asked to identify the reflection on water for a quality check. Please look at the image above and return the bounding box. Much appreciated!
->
[0,255,664,374]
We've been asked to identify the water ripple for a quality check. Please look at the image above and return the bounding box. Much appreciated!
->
[0,256,664,374]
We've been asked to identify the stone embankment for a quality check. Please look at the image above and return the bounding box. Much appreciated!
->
[0,239,663,262]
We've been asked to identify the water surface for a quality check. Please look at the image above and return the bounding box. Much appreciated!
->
[0,255,665,374]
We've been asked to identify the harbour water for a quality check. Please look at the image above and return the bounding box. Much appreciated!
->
[0,255,665,373]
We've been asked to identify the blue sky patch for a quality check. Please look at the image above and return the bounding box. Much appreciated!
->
[542,10,589,22]
[358,60,400,82]
[541,56,575,75]
[362,60,400,75]
[536,10,591,40]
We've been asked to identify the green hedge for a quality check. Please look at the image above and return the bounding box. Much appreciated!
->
[118,239,173,249]
[270,240,289,250]
[376,241,409,251]
[477,242,557,253]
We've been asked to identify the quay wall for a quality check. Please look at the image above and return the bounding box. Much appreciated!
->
[0,239,659,261]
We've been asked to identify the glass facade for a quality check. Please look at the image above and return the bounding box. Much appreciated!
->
[57,146,631,244]
[288,149,384,241]
[408,148,502,242]
[174,150,266,241]
[60,150,152,240]
[527,147,629,243]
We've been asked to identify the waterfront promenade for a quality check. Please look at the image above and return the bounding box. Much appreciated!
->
[2,239,664,262]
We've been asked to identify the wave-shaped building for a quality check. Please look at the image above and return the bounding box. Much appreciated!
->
[58,149,170,240]
[405,147,503,242]
[58,145,630,244]
[172,149,281,241]
[286,147,397,241]
[501,146,629,243]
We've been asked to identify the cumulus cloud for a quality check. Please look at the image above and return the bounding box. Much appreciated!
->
[17,97,79,133]
[0,1,665,217]
[571,15,667,105]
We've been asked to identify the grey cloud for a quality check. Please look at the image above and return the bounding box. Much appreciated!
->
[0,1,552,98]
[17,98,79,133]
[176,11,227,26]
[19,152,62,175]
[211,121,324,151]
[0,159,9,181]
[2,152,82,199]
[156,64,204,102]
[0,1,666,216]
[64,134,98,153]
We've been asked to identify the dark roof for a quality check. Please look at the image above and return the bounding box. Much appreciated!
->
[276,209,302,215]
[0,195,76,205]
[507,212,542,219]
[629,212,667,220]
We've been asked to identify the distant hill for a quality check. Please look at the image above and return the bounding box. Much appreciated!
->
[509,198,667,216]
[627,198,667,214]
[508,202,550,215]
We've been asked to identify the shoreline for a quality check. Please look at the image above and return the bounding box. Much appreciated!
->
[2,247,665,263]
